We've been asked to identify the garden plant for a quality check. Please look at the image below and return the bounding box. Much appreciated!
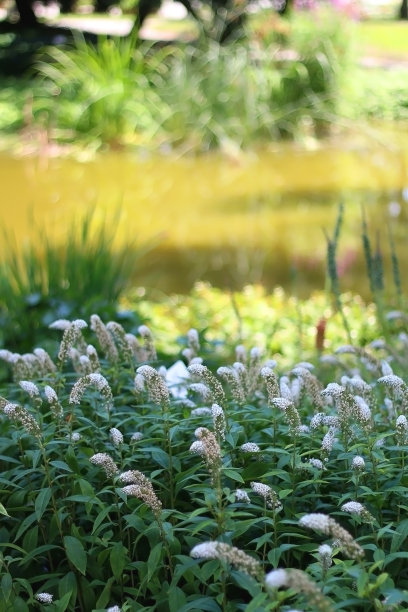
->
[1,304,408,610]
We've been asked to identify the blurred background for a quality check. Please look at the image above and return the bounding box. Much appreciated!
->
[0,0,408,353]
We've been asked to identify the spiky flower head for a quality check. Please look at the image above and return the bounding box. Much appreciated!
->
[106,321,133,363]
[188,364,226,406]
[3,403,41,439]
[120,470,162,516]
[191,407,212,417]
[33,348,57,375]
[90,314,119,363]
[86,344,100,372]
[271,397,302,436]
[299,513,364,560]
[189,383,213,402]
[341,501,374,522]
[261,366,280,401]
[130,431,143,442]
[69,373,113,411]
[19,381,40,397]
[235,489,251,503]
[250,481,282,511]
[190,541,262,580]
[351,455,365,471]
[192,427,222,480]
[309,458,324,470]
[318,544,333,571]
[211,403,226,440]
[217,366,245,404]
[240,442,260,454]
[137,365,170,407]
[265,569,334,612]
[321,427,336,461]
[378,374,408,401]
[110,427,123,446]
[292,367,324,409]
[189,440,206,456]
[310,413,340,429]
[138,325,157,361]
[187,328,200,354]
[90,453,118,478]
[56,319,88,365]
[35,593,53,604]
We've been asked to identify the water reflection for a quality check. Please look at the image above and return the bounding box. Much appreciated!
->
[1,133,408,298]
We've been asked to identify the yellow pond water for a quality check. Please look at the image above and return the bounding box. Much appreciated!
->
[1,128,408,296]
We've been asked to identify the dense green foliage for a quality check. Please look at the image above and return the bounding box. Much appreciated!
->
[0,211,142,355]
[1,310,408,610]
[14,9,354,151]
[1,12,408,153]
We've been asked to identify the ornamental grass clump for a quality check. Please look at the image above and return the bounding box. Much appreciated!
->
[1,312,408,610]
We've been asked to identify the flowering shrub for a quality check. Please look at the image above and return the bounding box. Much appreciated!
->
[1,313,408,610]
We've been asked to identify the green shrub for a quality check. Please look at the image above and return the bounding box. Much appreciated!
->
[0,210,142,356]
[1,312,408,610]
[32,6,355,152]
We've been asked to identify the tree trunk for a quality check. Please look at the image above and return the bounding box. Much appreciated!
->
[14,0,38,26]
[401,0,408,19]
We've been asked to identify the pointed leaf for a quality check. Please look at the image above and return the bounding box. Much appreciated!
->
[64,536,87,575]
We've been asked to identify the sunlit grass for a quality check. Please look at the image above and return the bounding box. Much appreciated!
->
[357,20,408,57]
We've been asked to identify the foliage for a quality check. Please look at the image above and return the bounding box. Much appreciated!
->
[34,34,169,149]
[0,210,142,356]
[1,307,408,610]
[124,283,381,369]
[30,7,354,151]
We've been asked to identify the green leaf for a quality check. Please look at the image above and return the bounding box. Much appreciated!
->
[58,571,77,606]
[95,577,114,609]
[384,552,408,567]
[169,586,187,612]
[110,543,127,582]
[50,460,73,473]
[179,597,222,611]
[391,519,408,553]
[64,536,87,575]
[55,591,73,612]
[1,573,12,602]
[222,468,244,483]
[147,542,163,582]
[35,488,52,521]
[0,502,9,517]
[14,513,37,541]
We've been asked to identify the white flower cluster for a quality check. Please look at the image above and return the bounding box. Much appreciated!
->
[110,427,123,446]
[130,432,143,442]
[19,380,40,397]
[190,541,262,580]
[351,455,365,471]
[191,407,212,417]
[69,373,113,411]
[3,403,41,439]
[341,501,374,522]
[310,413,339,429]
[35,593,53,604]
[136,365,170,407]
[212,403,226,439]
[235,489,251,503]
[250,481,282,511]
[318,544,333,570]
[299,513,364,560]
[90,453,118,479]
[240,442,260,454]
